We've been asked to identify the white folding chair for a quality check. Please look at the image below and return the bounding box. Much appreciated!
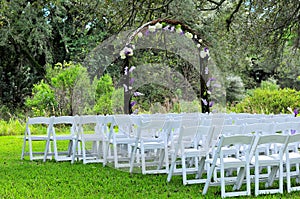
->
[129,119,169,174]
[99,115,115,166]
[243,122,275,163]
[209,124,245,182]
[21,117,53,161]
[274,122,300,151]
[44,116,77,162]
[167,125,212,185]
[168,118,202,154]
[72,115,107,164]
[203,134,255,198]
[110,115,137,168]
[285,133,300,193]
[251,134,289,196]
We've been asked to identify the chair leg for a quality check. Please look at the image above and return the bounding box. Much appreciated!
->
[182,154,187,185]
[167,153,177,182]
[21,137,27,160]
[67,140,73,157]
[266,166,279,187]
[196,157,206,179]
[53,138,58,161]
[82,139,87,164]
[164,147,169,173]
[287,160,291,193]
[28,139,33,161]
[71,139,78,164]
[129,144,138,173]
[102,141,107,167]
[220,164,225,198]
[43,139,51,162]
[246,164,251,196]
[233,167,245,190]
[157,149,163,169]
[113,141,119,168]
[141,144,146,174]
[255,163,260,196]
[279,162,284,194]
[203,162,216,195]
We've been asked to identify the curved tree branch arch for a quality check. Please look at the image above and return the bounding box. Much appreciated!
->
[119,19,212,114]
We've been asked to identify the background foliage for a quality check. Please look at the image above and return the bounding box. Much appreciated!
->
[1,0,300,118]
[229,79,300,114]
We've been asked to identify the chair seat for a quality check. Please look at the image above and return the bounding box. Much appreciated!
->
[288,152,300,160]
[183,148,207,157]
[52,135,74,140]
[82,134,105,141]
[28,135,48,140]
[251,155,280,166]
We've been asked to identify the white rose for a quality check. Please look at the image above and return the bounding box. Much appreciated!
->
[137,32,143,38]
[155,22,162,29]
[185,32,193,39]
[148,25,156,32]
[200,50,206,58]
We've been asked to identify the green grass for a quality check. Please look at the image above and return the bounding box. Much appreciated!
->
[1,136,300,199]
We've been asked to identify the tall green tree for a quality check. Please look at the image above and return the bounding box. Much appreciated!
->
[0,0,107,110]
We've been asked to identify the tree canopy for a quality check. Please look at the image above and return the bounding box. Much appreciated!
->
[1,0,300,114]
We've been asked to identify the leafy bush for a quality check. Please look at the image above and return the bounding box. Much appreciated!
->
[172,100,201,113]
[259,78,279,91]
[112,88,124,114]
[25,80,58,117]
[93,74,115,115]
[51,62,95,115]
[25,62,95,116]
[230,80,300,114]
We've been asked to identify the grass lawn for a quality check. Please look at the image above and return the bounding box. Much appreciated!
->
[1,136,300,199]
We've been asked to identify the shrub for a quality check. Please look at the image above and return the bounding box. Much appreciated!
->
[225,75,245,103]
[230,87,300,114]
[25,62,95,116]
[112,88,124,114]
[25,80,58,117]
[51,62,94,115]
[93,74,115,115]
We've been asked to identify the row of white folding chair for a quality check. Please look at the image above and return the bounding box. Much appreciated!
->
[21,116,78,162]
[167,115,226,185]
[225,113,295,126]
[220,121,300,136]
[109,114,173,173]
[104,114,177,171]
[22,114,139,165]
[120,114,217,174]
[203,122,300,197]
[203,133,289,197]
[110,114,207,173]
